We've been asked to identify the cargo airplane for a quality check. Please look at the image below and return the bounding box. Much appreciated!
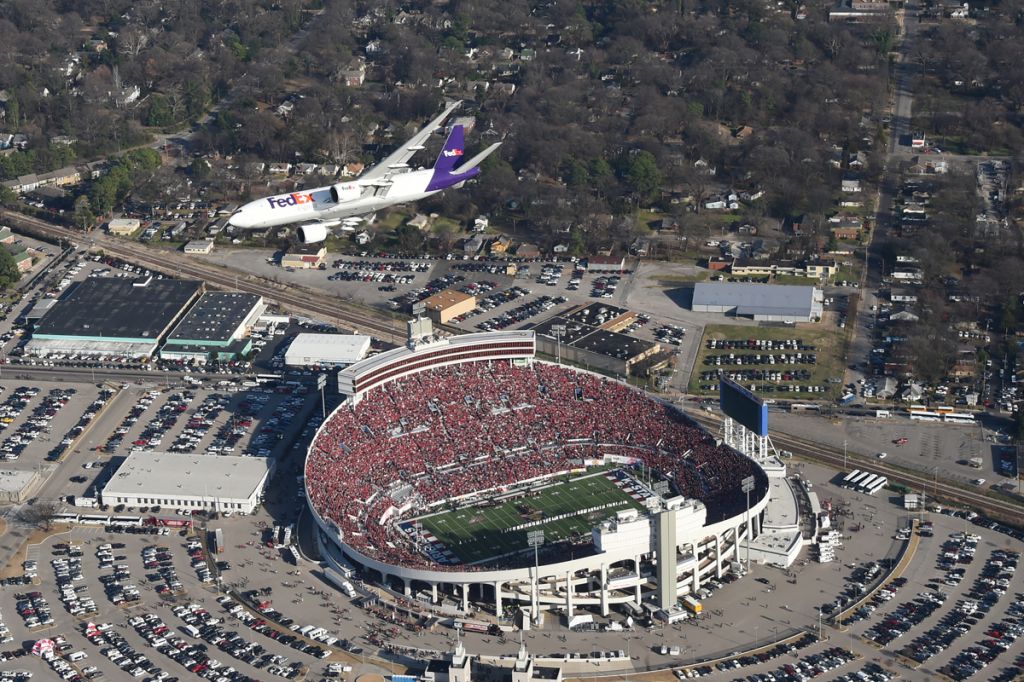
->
[227,101,500,243]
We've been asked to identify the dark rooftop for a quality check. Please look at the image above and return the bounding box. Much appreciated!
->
[564,302,631,328]
[34,278,202,341]
[532,316,593,345]
[425,660,450,673]
[166,292,263,344]
[569,328,657,360]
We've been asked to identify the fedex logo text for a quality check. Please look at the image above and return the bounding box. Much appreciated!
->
[267,193,315,209]
[442,148,464,157]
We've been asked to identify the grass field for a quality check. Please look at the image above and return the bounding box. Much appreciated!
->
[416,472,644,565]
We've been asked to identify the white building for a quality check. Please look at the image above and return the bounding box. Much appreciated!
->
[102,452,273,515]
[285,333,371,368]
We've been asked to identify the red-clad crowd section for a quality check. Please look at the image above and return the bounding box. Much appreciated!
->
[306,361,764,571]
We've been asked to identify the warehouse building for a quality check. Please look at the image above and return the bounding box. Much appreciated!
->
[285,333,372,368]
[585,255,626,273]
[691,282,823,323]
[183,239,215,255]
[102,451,272,515]
[25,277,203,358]
[161,292,266,362]
[422,289,476,324]
[107,218,141,236]
[281,243,327,269]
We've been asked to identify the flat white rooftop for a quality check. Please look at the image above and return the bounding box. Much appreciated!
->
[104,452,271,502]
[762,477,800,530]
[285,333,371,366]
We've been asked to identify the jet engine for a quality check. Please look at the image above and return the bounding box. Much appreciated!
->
[330,182,361,203]
[296,223,328,244]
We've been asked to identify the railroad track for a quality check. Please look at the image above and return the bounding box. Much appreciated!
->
[685,409,1024,524]
[2,210,406,343]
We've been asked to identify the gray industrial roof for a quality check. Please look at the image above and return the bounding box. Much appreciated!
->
[166,292,263,344]
[34,278,202,341]
[104,451,271,502]
[692,282,817,318]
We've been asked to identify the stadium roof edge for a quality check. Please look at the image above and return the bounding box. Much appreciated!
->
[340,330,535,380]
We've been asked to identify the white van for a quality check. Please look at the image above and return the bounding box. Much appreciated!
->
[182,624,200,638]
[68,651,88,662]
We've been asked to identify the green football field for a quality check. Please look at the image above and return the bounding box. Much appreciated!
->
[416,471,645,565]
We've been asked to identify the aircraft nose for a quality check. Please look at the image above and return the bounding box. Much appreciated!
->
[228,208,254,229]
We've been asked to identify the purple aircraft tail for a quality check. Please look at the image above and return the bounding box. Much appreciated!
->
[426,127,501,192]
[433,125,466,175]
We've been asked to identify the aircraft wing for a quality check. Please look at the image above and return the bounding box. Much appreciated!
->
[359,100,461,182]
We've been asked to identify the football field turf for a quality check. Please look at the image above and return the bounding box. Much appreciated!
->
[416,471,645,565]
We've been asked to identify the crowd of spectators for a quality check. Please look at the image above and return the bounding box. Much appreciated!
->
[305,360,766,571]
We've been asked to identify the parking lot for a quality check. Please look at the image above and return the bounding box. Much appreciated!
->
[767,409,1013,490]
[0,394,1022,682]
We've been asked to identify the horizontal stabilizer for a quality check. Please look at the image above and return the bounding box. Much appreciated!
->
[454,142,502,175]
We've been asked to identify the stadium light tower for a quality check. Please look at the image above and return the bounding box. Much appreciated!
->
[741,475,755,572]
[527,529,544,624]
[551,324,566,365]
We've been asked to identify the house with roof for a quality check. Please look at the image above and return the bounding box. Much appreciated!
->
[462,234,484,254]
[407,213,430,231]
[841,177,862,193]
[342,162,365,177]
[489,235,512,255]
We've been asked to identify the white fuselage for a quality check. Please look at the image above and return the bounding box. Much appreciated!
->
[229,169,437,230]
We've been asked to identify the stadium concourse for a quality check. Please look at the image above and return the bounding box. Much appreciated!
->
[305,331,777,624]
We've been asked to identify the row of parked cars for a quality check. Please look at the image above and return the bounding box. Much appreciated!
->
[104,390,160,452]
[0,387,75,460]
[186,538,215,585]
[903,548,1019,664]
[331,258,430,273]
[707,339,816,351]
[246,393,304,457]
[476,295,567,331]
[832,662,895,682]
[128,391,195,451]
[941,612,1024,680]
[14,591,52,630]
[822,560,886,619]
[729,646,858,682]
[177,597,315,676]
[168,393,232,453]
[220,595,331,662]
[53,553,96,618]
[99,551,140,607]
[389,273,466,311]
[49,387,115,462]
[703,353,817,366]
[840,576,908,626]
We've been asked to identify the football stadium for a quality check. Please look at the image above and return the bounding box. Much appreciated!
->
[306,331,772,622]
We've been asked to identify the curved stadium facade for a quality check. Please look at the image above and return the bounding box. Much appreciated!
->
[306,331,770,619]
